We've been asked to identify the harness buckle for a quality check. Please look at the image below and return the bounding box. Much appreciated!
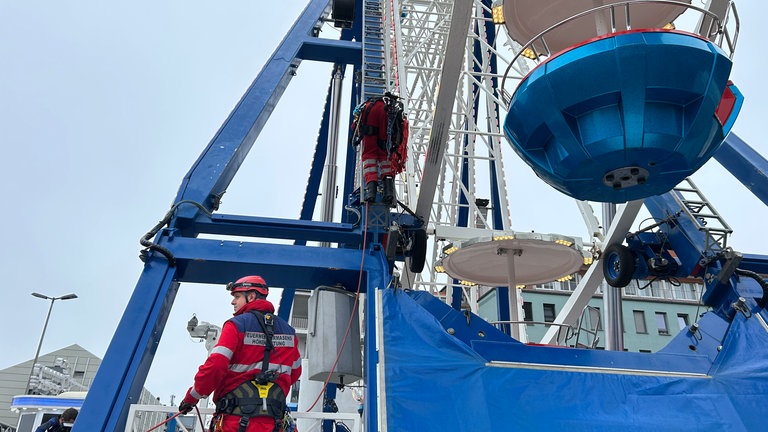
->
[253,369,278,384]
[216,397,234,414]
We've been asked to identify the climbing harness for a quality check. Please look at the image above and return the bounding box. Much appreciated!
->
[215,311,290,432]
[351,93,409,174]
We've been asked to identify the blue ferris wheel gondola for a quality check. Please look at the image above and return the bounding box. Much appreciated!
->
[503,29,743,203]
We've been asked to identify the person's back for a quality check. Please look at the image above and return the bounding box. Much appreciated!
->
[35,408,78,432]
[180,275,301,431]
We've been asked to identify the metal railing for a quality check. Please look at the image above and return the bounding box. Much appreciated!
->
[671,177,733,252]
[500,0,740,106]
[491,320,575,345]
[125,404,362,432]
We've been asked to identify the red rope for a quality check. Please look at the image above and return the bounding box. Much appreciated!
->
[306,202,370,412]
[145,405,205,432]
[194,406,206,430]
[145,411,181,432]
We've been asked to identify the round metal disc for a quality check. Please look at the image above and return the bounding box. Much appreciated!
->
[441,237,583,286]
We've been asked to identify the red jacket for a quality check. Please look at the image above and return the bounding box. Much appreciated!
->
[183,299,302,406]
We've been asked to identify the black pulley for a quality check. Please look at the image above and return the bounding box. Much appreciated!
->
[332,0,355,29]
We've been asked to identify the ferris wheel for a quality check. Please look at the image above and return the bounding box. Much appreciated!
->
[381,0,741,336]
[75,0,760,429]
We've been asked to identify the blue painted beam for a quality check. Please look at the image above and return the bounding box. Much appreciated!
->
[172,0,333,217]
[715,133,768,206]
[77,239,389,431]
[296,67,341,239]
[77,260,179,431]
[495,287,512,336]
[298,39,361,64]
[479,0,506,229]
[194,213,362,245]
[289,64,345,317]
[340,65,364,221]
[738,253,768,275]
[363,250,390,432]
[156,234,381,290]
[75,1,382,430]
[643,192,720,275]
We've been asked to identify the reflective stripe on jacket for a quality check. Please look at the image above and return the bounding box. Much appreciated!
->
[183,299,302,405]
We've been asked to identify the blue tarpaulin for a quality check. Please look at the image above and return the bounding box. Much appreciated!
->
[381,289,768,431]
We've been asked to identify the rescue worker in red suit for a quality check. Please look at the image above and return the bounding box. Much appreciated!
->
[361,95,396,206]
[179,275,302,432]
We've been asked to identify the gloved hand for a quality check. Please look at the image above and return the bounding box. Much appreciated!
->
[179,400,195,414]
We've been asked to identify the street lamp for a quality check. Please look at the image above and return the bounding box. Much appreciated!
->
[26,292,78,394]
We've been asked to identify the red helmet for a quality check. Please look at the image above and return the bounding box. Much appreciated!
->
[226,275,268,296]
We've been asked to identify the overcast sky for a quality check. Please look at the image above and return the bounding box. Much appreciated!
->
[1,0,767,408]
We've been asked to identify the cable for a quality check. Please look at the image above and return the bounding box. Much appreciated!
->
[194,406,205,431]
[395,197,422,223]
[638,276,658,290]
[139,200,212,266]
[144,405,206,432]
[144,412,182,432]
[735,268,768,309]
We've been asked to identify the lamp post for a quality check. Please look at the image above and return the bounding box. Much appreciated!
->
[26,292,78,394]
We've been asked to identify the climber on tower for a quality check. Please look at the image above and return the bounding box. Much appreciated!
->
[351,92,409,207]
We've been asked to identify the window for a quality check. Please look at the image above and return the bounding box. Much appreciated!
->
[523,302,533,322]
[678,283,700,301]
[656,312,669,335]
[649,281,663,298]
[677,313,689,331]
[633,310,647,334]
[559,278,578,291]
[592,307,602,331]
[543,303,556,322]
[687,283,700,300]
[17,413,36,432]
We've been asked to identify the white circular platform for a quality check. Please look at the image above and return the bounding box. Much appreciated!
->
[439,234,585,286]
[502,0,690,54]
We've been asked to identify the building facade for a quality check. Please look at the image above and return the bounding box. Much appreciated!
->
[478,276,706,352]
[0,344,162,432]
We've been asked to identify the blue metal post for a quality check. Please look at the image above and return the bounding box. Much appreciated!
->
[495,287,512,335]
[77,260,179,431]
[322,385,337,432]
[716,133,768,206]
[171,0,360,226]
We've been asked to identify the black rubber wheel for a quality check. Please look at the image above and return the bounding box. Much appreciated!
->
[603,243,636,287]
[407,228,427,274]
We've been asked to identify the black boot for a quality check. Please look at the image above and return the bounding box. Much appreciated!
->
[382,176,396,207]
[364,181,378,203]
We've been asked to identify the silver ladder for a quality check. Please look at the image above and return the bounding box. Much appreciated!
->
[673,177,733,251]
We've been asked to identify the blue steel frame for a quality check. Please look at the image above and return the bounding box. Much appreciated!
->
[450,1,517,323]
[69,0,768,426]
[716,133,768,207]
[636,132,768,274]
[74,0,395,430]
[622,132,768,320]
